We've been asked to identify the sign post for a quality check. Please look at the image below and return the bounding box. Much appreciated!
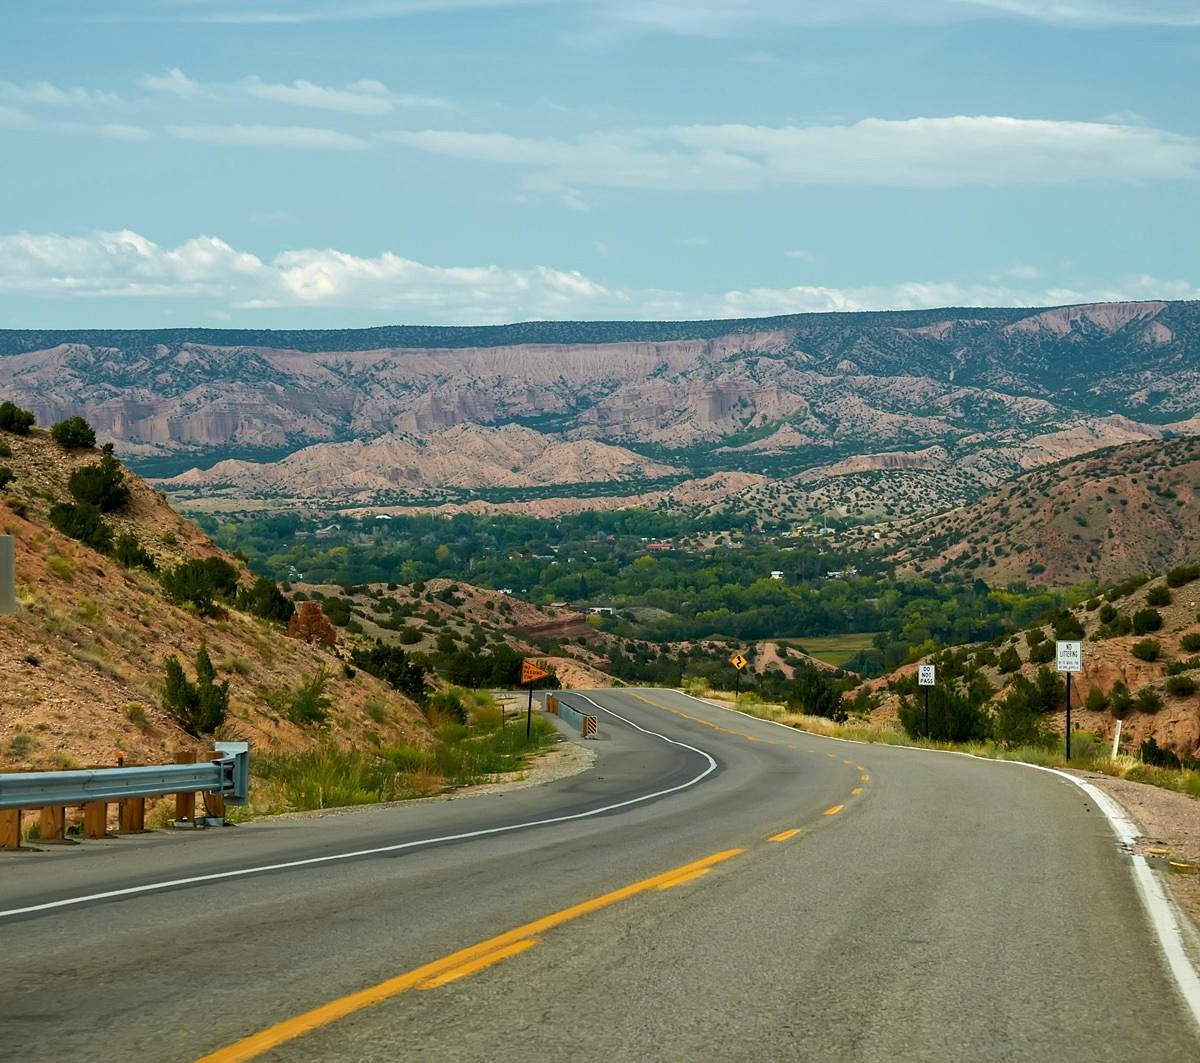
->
[730,652,748,703]
[1055,640,1083,760]
[918,664,936,737]
[519,659,551,738]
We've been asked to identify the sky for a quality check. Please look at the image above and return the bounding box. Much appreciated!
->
[0,0,1197,328]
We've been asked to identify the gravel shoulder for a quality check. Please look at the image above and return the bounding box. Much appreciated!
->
[1066,768,1200,930]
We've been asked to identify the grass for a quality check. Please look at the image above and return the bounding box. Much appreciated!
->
[696,686,1200,799]
[777,632,880,667]
[238,697,556,818]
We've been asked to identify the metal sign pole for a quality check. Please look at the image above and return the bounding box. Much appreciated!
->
[526,686,533,738]
[924,687,930,738]
[1065,673,1072,761]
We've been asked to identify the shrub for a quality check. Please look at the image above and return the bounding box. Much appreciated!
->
[1166,564,1200,588]
[112,533,156,571]
[1131,638,1161,662]
[68,451,129,511]
[1134,686,1163,714]
[1165,674,1197,697]
[1138,737,1181,769]
[50,416,96,450]
[288,601,337,646]
[1025,629,1045,647]
[997,645,1021,674]
[427,688,469,725]
[1029,640,1056,664]
[397,625,422,645]
[162,646,229,736]
[0,401,35,435]
[1108,681,1133,718]
[160,556,239,615]
[268,669,332,727]
[236,577,294,623]
[0,466,12,491]
[1146,584,1172,607]
[1180,633,1200,653]
[0,441,10,458]
[48,501,113,553]
[322,596,353,627]
[351,641,427,702]
[1051,612,1085,640]
[363,698,391,724]
[1084,687,1109,711]
[1132,609,1163,635]
[1098,603,1117,624]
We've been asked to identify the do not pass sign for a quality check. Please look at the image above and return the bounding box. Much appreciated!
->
[917,665,936,687]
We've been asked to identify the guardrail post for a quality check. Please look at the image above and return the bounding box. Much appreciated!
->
[174,749,197,827]
[118,797,146,833]
[0,808,20,849]
[39,805,66,842]
[83,801,108,839]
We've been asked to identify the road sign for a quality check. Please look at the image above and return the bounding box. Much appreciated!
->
[520,660,551,685]
[918,664,936,687]
[1055,641,1083,674]
[730,653,748,671]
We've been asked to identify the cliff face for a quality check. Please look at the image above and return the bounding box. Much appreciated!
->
[1,300,1197,509]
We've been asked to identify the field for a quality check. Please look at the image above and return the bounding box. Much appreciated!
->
[779,632,880,667]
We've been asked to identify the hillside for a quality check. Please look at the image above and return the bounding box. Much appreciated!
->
[3,300,1198,520]
[0,427,428,775]
[901,436,1200,586]
[870,568,1200,760]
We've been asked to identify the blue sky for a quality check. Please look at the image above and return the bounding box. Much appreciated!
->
[0,1,1197,327]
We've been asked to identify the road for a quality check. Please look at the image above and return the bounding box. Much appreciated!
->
[2,688,1198,1062]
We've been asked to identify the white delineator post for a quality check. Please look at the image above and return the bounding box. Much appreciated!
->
[0,535,16,615]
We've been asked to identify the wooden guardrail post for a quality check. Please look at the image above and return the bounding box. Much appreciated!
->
[82,801,108,839]
[39,805,66,842]
[118,797,146,833]
[174,749,197,827]
[0,809,21,850]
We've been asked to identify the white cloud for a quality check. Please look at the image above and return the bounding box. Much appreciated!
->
[243,77,394,115]
[0,80,122,108]
[785,249,814,261]
[141,68,205,98]
[385,115,1200,190]
[97,123,152,141]
[0,228,1194,325]
[0,105,31,128]
[167,123,370,150]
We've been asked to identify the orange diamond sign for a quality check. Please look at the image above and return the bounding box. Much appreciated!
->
[520,660,551,685]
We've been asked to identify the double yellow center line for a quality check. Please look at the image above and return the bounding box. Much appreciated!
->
[198,849,744,1062]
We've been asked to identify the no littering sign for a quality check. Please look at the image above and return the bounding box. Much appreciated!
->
[1055,641,1083,674]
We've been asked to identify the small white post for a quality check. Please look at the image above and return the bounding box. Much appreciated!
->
[0,535,17,615]
[1111,719,1123,760]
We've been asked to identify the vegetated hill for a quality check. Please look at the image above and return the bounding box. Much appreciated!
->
[901,437,1200,587]
[871,566,1200,759]
[0,426,428,775]
[2,300,1198,521]
[164,424,683,505]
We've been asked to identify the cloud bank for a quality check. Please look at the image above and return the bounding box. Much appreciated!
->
[1,229,1195,325]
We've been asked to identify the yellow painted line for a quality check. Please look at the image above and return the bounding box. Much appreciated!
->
[824,805,844,816]
[860,774,870,782]
[851,787,864,796]
[769,828,801,843]
[631,693,772,744]
[655,867,714,891]
[417,939,538,990]
[856,765,865,771]
[843,759,855,766]
[827,753,837,759]
[197,848,744,1063]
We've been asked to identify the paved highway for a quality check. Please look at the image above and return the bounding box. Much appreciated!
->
[2,688,1198,1061]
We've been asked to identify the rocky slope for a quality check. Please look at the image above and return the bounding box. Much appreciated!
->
[900,436,1200,586]
[2,300,1198,515]
[0,428,428,775]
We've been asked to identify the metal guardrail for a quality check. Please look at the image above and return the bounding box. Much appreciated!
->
[553,699,599,740]
[0,742,250,811]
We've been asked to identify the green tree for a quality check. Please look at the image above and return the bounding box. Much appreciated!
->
[48,501,113,553]
[236,577,294,623]
[0,401,35,435]
[1132,609,1163,635]
[68,450,130,511]
[162,646,229,736]
[50,416,96,450]
[112,533,156,571]
[0,466,13,491]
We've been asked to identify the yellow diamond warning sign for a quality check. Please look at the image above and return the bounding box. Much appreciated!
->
[520,660,551,685]
[730,653,748,671]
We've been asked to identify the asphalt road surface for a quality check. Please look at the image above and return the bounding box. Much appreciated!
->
[2,688,1198,1062]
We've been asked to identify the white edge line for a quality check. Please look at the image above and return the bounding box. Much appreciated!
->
[0,697,717,922]
[677,688,1200,1030]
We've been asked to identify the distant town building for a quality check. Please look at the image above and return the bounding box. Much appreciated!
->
[770,570,785,580]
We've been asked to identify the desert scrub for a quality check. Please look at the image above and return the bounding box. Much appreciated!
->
[244,714,556,816]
